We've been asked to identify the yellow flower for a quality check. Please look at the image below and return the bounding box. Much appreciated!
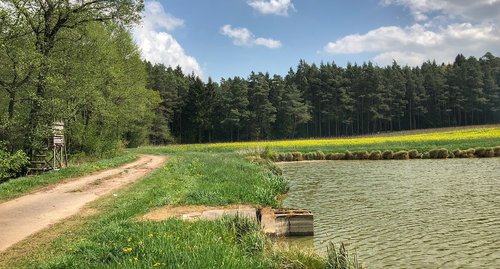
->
[153,262,161,267]
[122,247,133,253]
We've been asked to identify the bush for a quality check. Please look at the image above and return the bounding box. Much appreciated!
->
[494,146,500,157]
[474,147,495,158]
[453,149,467,158]
[304,152,316,160]
[326,153,345,160]
[408,150,421,159]
[393,151,409,160]
[353,151,369,160]
[344,151,353,160]
[0,147,30,181]
[368,151,382,160]
[464,148,476,158]
[429,148,448,159]
[315,151,326,160]
[422,152,431,159]
[381,150,393,160]
[291,152,303,161]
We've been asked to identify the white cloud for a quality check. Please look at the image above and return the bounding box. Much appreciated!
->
[247,0,295,16]
[220,25,254,46]
[132,1,202,77]
[324,23,500,66]
[220,25,282,49]
[254,38,282,48]
[381,0,500,22]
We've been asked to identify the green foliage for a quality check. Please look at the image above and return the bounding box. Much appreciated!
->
[326,242,364,269]
[408,150,421,159]
[429,148,449,159]
[393,150,409,160]
[381,150,394,160]
[0,146,29,181]
[369,150,382,160]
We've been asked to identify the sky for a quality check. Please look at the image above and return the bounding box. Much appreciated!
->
[132,0,500,80]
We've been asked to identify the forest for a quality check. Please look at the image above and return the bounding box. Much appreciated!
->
[147,53,500,144]
[1,0,499,166]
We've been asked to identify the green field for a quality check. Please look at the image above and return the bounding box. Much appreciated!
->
[1,126,498,268]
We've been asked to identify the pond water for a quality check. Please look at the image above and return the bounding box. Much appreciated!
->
[281,158,500,268]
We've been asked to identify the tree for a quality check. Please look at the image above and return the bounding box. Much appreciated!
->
[1,0,144,153]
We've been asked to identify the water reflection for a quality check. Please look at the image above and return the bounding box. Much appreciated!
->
[281,159,500,268]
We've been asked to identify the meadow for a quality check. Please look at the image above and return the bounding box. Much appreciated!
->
[1,126,498,269]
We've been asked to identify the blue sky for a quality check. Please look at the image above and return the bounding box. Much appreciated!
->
[132,0,500,80]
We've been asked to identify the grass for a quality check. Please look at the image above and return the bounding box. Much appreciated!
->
[1,152,310,269]
[3,126,498,268]
[0,152,137,202]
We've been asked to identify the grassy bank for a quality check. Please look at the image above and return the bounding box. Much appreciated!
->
[0,152,137,202]
[1,152,332,269]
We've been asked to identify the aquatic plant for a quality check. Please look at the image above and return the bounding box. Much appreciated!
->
[326,242,364,269]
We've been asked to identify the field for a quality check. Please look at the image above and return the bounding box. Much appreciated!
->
[1,126,498,268]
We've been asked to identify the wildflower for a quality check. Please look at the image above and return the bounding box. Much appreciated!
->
[123,247,133,253]
[153,262,161,267]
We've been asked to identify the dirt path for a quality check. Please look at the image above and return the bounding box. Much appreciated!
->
[0,154,167,252]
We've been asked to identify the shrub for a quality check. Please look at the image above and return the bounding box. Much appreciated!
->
[284,152,294,162]
[474,147,495,158]
[291,152,303,161]
[429,148,448,159]
[381,150,393,160]
[464,148,476,158]
[326,153,345,160]
[448,152,455,158]
[316,151,326,160]
[422,152,431,159]
[393,151,409,160]
[0,147,30,181]
[368,151,382,160]
[304,152,316,160]
[453,149,466,158]
[344,151,353,160]
[353,151,369,160]
[494,146,500,157]
[408,150,421,159]
[260,147,278,161]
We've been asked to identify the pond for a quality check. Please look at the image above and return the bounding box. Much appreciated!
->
[281,158,500,268]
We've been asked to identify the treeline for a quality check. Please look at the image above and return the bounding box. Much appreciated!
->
[146,53,500,144]
[0,0,156,161]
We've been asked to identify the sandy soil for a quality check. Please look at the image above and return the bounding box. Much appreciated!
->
[0,154,167,252]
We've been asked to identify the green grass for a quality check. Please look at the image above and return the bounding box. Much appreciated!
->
[1,152,312,269]
[0,152,137,202]
[7,127,496,268]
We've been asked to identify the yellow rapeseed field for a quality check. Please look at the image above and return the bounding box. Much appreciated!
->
[172,126,500,151]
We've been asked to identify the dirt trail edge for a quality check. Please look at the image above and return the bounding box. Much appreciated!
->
[0,154,167,252]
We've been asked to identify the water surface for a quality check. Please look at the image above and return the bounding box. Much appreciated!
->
[281,159,500,268]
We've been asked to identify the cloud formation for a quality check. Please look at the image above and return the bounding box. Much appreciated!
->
[381,0,500,22]
[247,0,295,16]
[132,1,202,77]
[221,25,282,49]
[324,23,499,66]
